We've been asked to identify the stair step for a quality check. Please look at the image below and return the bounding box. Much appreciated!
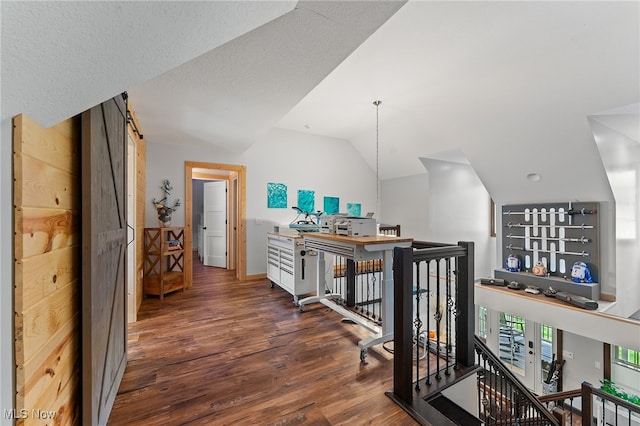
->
[428,393,482,426]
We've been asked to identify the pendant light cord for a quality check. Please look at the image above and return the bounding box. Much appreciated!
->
[373,100,381,220]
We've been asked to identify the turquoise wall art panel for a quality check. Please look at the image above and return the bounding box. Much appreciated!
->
[298,190,315,213]
[267,182,287,208]
[347,203,361,217]
[323,196,339,215]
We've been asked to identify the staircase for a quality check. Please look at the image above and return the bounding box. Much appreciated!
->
[386,241,559,425]
[386,240,640,426]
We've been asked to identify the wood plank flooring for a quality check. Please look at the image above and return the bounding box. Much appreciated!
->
[108,258,420,425]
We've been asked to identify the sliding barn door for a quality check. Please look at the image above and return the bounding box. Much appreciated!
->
[81,95,128,425]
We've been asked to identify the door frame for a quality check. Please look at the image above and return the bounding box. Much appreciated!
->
[126,134,137,323]
[184,161,246,285]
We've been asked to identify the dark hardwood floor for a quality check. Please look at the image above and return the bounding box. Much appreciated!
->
[108,257,420,425]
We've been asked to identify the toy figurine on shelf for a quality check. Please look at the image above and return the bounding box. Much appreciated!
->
[571,261,593,283]
[532,261,547,276]
[506,254,521,272]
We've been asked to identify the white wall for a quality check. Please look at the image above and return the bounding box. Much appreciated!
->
[1,117,14,424]
[146,127,377,275]
[380,173,429,239]
[612,363,640,395]
[562,331,604,391]
[381,160,495,278]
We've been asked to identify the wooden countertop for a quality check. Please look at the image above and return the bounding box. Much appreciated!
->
[302,232,413,245]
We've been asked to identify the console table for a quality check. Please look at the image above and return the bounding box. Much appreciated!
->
[299,233,412,361]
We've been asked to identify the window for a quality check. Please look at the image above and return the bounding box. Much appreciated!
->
[478,306,487,339]
[499,313,526,374]
[614,346,640,371]
[540,324,554,383]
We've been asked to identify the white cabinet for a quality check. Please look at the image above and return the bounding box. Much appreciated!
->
[267,233,317,305]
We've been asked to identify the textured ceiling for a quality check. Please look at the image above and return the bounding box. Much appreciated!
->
[2,1,639,202]
[1,1,297,126]
[128,1,406,152]
[277,1,640,198]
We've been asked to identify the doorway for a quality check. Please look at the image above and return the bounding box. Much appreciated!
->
[497,312,556,394]
[184,161,247,286]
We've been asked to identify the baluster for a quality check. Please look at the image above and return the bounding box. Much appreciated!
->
[414,260,422,391]
[337,256,344,304]
[435,258,442,380]
[356,262,365,315]
[445,256,452,375]
[569,396,574,425]
[426,260,431,386]
[371,260,377,321]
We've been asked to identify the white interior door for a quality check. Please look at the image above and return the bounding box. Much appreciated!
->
[203,180,227,268]
[497,312,539,391]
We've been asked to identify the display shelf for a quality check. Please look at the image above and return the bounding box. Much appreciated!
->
[500,201,600,300]
[495,270,600,300]
[143,227,185,300]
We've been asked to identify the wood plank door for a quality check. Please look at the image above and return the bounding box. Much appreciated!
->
[81,95,128,425]
[203,180,227,268]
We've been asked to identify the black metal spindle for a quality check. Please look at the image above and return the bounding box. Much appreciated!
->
[426,260,431,386]
[365,262,371,317]
[435,258,442,380]
[445,256,452,375]
[414,261,422,390]
[569,397,574,425]
[371,261,377,321]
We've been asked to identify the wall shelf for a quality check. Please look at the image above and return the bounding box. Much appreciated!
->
[499,202,600,300]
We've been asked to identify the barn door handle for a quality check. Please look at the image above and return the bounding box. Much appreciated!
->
[127,223,135,246]
[203,227,207,230]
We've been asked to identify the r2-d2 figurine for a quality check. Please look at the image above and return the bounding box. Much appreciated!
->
[506,254,521,272]
[571,261,593,283]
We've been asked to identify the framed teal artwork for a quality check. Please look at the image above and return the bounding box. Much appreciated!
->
[347,203,361,217]
[324,196,339,215]
[298,190,315,213]
[267,182,287,208]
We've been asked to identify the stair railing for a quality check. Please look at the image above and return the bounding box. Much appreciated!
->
[387,241,476,424]
[474,335,560,425]
[537,388,582,424]
[581,381,640,425]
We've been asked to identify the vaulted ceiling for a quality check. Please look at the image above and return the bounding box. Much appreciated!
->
[2,1,639,203]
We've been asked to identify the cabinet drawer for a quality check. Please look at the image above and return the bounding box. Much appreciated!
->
[281,269,294,290]
[268,246,279,256]
[267,263,280,281]
[281,248,294,258]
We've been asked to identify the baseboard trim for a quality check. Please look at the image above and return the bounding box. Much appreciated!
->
[246,273,267,281]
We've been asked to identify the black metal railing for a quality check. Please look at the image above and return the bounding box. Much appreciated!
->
[475,336,560,425]
[537,388,582,424]
[387,241,476,424]
[330,256,383,325]
[582,381,640,425]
